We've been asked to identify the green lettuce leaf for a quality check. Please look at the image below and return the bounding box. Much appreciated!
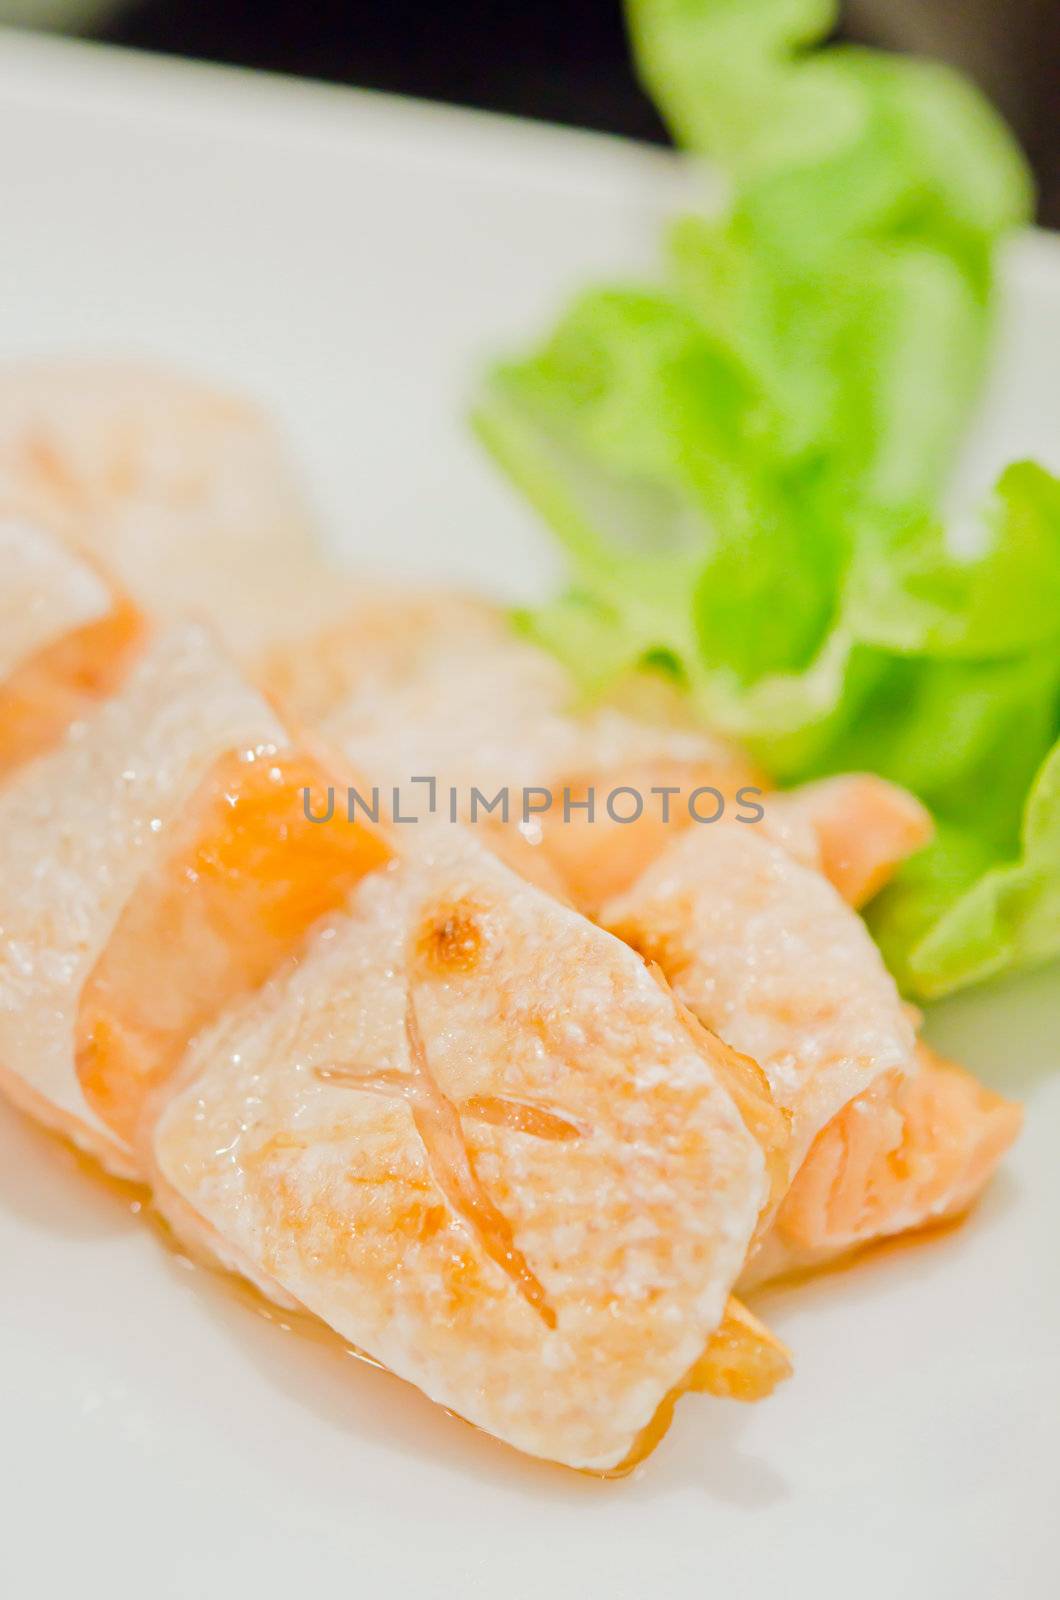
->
[847,463,1060,658]
[873,739,1060,996]
[474,0,1057,998]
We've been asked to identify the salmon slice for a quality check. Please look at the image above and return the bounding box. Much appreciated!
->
[766,775,933,907]
[539,754,761,915]
[603,822,919,1178]
[0,595,147,779]
[1,515,111,682]
[260,587,503,732]
[0,625,284,1176]
[760,1045,1022,1278]
[603,825,1019,1286]
[76,748,390,1151]
[0,518,147,778]
[0,360,330,659]
[148,828,779,1471]
[264,590,758,910]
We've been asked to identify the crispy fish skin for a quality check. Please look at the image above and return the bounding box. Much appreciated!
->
[151,829,773,1471]
[0,624,283,1176]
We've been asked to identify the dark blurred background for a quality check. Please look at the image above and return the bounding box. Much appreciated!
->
[9,1,1060,223]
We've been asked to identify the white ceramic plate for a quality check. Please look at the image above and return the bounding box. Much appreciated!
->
[0,29,1057,1600]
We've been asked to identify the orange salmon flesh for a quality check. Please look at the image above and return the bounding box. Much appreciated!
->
[776,1047,1022,1260]
[0,595,147,778]
[76,748,391,1149]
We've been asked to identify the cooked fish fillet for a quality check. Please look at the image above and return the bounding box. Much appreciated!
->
[269,591,721,791]
[745,1045,1022,1285]
[603,823,919,1175]
[0,360,327,659]
[764,775,933,909]
[263,598,931,916]
[263,591,757,911]
[0,625,283,1175]
[74,741,390,1155]
[602,823,1020,1281]
[149,827,775,1471]
[0,515,148,778]
[0,514,110,682]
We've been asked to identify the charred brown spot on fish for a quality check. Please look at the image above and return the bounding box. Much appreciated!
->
[414,898,488,976]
